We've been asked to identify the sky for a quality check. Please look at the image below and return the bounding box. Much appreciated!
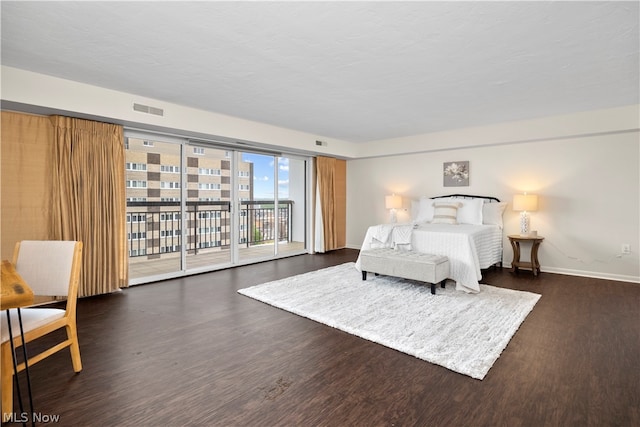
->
[242,153,289,199]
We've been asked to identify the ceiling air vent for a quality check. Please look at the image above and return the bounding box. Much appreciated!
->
[133,103,164,117]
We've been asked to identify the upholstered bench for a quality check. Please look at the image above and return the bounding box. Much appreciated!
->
[360,248,450,295]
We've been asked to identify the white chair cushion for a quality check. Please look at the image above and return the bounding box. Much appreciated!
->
[0,308,66,343]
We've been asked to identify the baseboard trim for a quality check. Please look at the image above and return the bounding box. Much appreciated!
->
[536,266,640,284]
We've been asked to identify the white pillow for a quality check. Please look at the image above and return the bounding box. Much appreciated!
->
[431,201,462,224]
[414,197,435,223]
[449,197,484,225]
[482,202,507,227]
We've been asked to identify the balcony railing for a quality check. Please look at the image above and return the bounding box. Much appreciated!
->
[126,200,293,257]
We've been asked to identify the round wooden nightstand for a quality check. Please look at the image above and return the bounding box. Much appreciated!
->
[508,235,544,276]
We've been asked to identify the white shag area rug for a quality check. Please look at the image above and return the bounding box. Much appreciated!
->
[238,262,541,380]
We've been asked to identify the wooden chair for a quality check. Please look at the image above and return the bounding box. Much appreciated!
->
[1,241,83,418]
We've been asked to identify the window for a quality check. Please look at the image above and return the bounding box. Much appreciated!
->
[198,211,222,219]
[126,180,147,188]
[127,213,147,223]
[160,213,181,221]
[160,181,181,189]
[239,171,250,177]
[128,232,147,240]
[126,162,147,171]
[199,168,221,176]
[193,147,205,155]
[239,184,250,191]
[198,183,221,190]
[127,197,147,202]
[160,197,180,202]
[160,165,180,173]
[143,140,154,147]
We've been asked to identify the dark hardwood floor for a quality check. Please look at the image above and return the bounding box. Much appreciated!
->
[5,249,639,426]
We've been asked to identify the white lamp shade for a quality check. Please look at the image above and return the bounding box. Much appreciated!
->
[385,194,402,210]
[513,194,538,212]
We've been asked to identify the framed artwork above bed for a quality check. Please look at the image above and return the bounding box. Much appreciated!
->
[443,161,469,187]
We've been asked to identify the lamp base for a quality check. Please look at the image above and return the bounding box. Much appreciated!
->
[519,211,530,235]
[389,209,397,223]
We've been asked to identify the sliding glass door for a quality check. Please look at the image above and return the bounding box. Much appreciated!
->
[125,131,309,284]
[278,156,307,257]
[237,152,276,262]
[184,144,232,271]
[237,152,307,262]
[126,136,185,280]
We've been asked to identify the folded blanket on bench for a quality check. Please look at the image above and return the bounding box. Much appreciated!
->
[368,223,414,249]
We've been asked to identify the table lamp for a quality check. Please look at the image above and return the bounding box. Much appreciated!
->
[385,194,402,223]
[513,193,538,235]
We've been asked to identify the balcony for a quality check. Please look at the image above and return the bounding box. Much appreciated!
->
[126,200,304,279]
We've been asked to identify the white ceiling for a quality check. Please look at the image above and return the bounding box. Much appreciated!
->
[1,1,638,143]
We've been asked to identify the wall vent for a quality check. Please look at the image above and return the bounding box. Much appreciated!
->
[133,103,164,117]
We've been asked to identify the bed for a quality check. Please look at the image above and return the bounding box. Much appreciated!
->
[355,194,506,293]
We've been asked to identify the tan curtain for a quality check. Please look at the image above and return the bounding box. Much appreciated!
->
[50,116,128,296]
[315,156,337,251]
[0,112,53,259]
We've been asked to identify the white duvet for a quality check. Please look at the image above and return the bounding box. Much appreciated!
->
[355,223,503,293]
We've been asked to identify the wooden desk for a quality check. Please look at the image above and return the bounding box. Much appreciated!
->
[508,235,544,276]
[1,260,34,310]
[1,260,35,425]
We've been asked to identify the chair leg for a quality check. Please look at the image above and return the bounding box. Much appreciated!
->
[1,342,14,420]
[66,324,82,372]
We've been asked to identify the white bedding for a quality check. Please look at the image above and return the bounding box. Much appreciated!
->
[355,223,503,293]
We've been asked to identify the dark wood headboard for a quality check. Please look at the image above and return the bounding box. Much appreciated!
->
[432,194,501,203]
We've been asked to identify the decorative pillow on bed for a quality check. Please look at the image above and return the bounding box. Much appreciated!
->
[482,202,507,227]
[449,197,484,225]
[414,197,435,223]
[431,201,462,224]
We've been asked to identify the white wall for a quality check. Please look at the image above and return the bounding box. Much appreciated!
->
[1,66,359,158]
[354,105,639,158]
[347,113,640,283]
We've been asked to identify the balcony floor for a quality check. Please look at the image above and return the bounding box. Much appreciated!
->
[129,241,306,281]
